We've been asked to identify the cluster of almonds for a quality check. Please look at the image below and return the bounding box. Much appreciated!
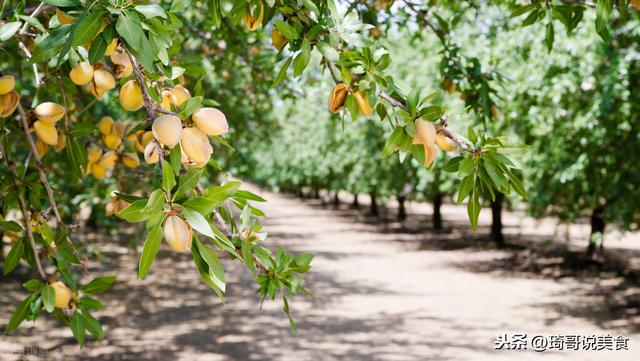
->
[85,117,140,179]
[31,102,67,156]
[0,75,19,118]
[412,119,457,167]
[328,83,373,116]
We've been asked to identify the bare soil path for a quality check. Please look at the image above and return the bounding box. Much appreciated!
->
[1,186,639,360]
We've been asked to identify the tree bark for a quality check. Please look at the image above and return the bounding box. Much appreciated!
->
[351,194,359,209]
[397,195,407,221]
[313,188,320,199]
[333,192,340,207]
[370,192,379,217]
[587,205,606,258]
[433,192,443,230]
[490,192,505,247]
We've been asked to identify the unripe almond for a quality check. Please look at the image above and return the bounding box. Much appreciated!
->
[412,118,436,146]
[119,80,144,111]
[152,115,183,148]
[51,281,72,308]
[56,8,75,25]
[170,85,191,107]
[353,90,372,116]
[144,142,160,164]
[180,127,213,164]
[110,52,133,78]
[0,75,15,95]
[33,121,58,145]
[97,116,114,135]
[87,144,103,164]
[69,62,94,85]
[121,152,140,168]
[435,132,457,152]
[34,102,65,123]
[105,39,118,56]
[93,69,116,90]
[192,107,229,136]
[0,91,19,118]
[163,215,192,252]
[103,133,122,150]
[98,151,118,169]
[91,164,106,179]
[35,139,49,157]
[328,83,349,113]
[243,1,264,31]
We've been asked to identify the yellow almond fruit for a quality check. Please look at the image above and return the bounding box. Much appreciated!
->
[353,90,372,116]
[103,133,122,150]
[34,102,65,123]
[110,52,133,78]
[93,69,116,90]
[490,105,501,119]
[328,83,349,113]
[53,133,66,151]
[0,75,15,95]
[412,118,436,146]
[180,127,213,164]
[435,132,457,152]
[271,29,287,50]
[170,85,190,107]
[160,89,173,111]
[121,152,140,168]
[51,281,72,308]
[135,131,153,153]
[91,163,106,179]
[90,82,108,99]
[98,151,118,169]
[87,144,103,164]
[69,62,94,86]
[113,121,127,139]
[35,139,49,157]
[119,80,144,111]
[144,142,160,164]
[423,144,438,168]
[152,114,183,148]
[97,116,114,135]
[192,107,229,136]
[33,120,58,146]
[243,1,264,31]
[0,91,19,118]
[105,39,118,56]
[163,215,192,252]
[56,8,75,25]
[443,79,456,94]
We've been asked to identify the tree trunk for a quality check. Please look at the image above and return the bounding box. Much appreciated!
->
[397,195,406,221]
[333,192,340,207]
[490,192,505,247]
[587,206,606,258]
[297,189,304,198]
[351,194,359,209]
[313,188,320,199]
[433,192,443,230]
[370,192,379,217]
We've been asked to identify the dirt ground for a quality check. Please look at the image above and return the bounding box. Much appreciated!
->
[1,185,639,361]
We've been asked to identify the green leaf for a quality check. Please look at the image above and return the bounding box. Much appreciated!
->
[42,284,56,313]
[41,0,81,6]
[0,22,22,42]
[191,239,225,301]
[82,311,104,339]
[81,276,116,294]
[88,34,107,64]
[4,295,33,333]
[595,0,613,43]
[117,200,151,222]
[23,279,43,292]
[272,57,292,87]
[194,238,225,293]
[183,197,218,216]
[0,220,23,232]
[170,0,191,12]
[176,168,203,197]
[292,40,311,77]
[294,253,314,268]
[70,311,86,348]
[71,11,105,46]
[457,175,474,204]
[78,296,103,311]
[182,207,216,239]
[3,239,24,275]
[161,160,176,193]
[138,226,163,279]
[544,21,554,52]
[273,20,299,40]
[178,96,203,118]
[203,182,241,202]
[144,189,165,214]
[116,12,143,49]
[467,191,481,231]
[134,4,167,19]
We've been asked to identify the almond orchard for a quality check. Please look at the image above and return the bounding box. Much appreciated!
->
[0,0,638,347]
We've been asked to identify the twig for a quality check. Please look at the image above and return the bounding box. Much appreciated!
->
[0,142,47,280]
